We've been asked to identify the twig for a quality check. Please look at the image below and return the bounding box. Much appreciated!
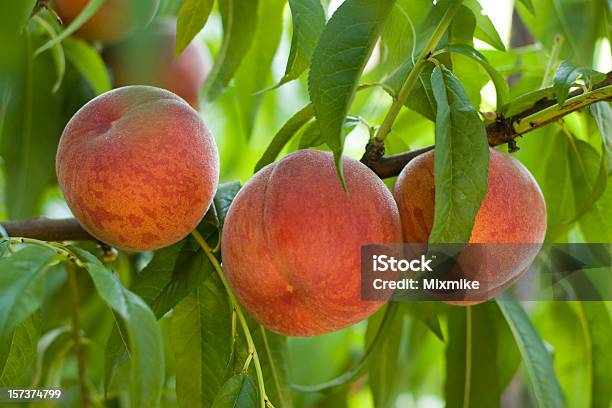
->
[1,218,94,241]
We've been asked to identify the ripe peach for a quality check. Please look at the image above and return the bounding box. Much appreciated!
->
[221,150,403,336]
[393,148,546,303]
[53,0,159,44]
[56,86,219,251]
[103,20,209,109]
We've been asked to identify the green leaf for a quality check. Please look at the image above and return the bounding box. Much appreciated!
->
[445,304,520,408]
[32,16,66,93]
[36,0,107,55]
[429,67,489,244]
[175,0,215,56]
[0,312,40,387]
[234,0,285,137]
[203,0,259,101]
[577,302,612,408]
[211,374,258,408]
[255,103,314,172]
[590,102,612,175]
[463,0,506,51]
[73,247,164,408]
[553,61,606,105]
[171,272,232,408]
[0,246,56,338]
[129,236,212,318]
[442,44,510,109]
[63,37,111,94]
[496,297,565,408]
[274,0,326,87]
[518,0,607,66]
[308,0,396,186]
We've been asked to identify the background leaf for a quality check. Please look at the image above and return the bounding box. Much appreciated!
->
[203,0,259,101]
[497,297,565,408]
[176,0,215,56]
[275,0,326,87]
[234,0,285,138]
[0,311,40,387]
[63,37,111,95]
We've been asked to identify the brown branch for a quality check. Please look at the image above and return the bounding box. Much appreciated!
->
[362,71,612,178]
[1,218,93,241]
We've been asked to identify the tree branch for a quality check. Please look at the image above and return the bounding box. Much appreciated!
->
[363,71,612,178]
[1,74,610,244]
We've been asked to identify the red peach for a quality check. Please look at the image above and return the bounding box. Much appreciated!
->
[53,0,159,44]
[393,148,546,304]
[56,86,219,251]
[221,150,403,336]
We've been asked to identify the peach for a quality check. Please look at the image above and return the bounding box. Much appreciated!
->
[221,150,403,336]
[393,148,546,303]
[53,0,159,44]
[56,86,219,251]
[103,20,209,109]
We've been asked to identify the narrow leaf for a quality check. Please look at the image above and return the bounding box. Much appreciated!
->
[255,104,314,172]
[203,0,259,101]
[63,37,111,94]
[73,248,164,408]
[175,0,215,56]
[274,0,326,87]
[36,0,107,55]
[234,0,285,137]
[443,44,509,109]
[308,0,396,186]
[497,297,565,408]
[32,16,66,93]
[429,67,489,244]
[590,102,612,174]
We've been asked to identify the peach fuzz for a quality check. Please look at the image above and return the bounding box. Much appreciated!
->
[221,150,403,336]
[56,86,219,251]
[53,0,159,44]
[393,148,547,304]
